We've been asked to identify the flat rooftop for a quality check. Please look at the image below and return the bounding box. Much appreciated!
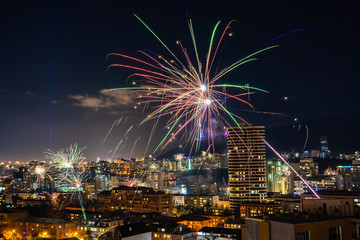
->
[248,213,352,224]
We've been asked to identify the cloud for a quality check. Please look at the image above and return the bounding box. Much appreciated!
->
[52,100,61,104]
[68,89,137,110]
[0,88,8,92]
[25,91,35,96]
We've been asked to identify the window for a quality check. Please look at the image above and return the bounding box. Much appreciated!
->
[296,231,310,240]
[329,227,341,240]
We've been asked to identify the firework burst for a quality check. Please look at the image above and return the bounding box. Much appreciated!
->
[35,165,46,177]
[107,15,277,155]
[46,192,60,206]
[107,15,320,199]
[123,178,142,188]
[46,144,88,219]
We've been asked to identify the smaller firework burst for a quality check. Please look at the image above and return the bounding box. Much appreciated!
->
[46,144,88,219]
[34,165,46,179]
[123,178,141,188]
[324,167,337,176]
[46,192,60,206]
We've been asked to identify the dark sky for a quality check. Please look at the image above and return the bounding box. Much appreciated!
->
[0,0,359,162]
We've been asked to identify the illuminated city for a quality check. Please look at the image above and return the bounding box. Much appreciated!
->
[1,1,359,240]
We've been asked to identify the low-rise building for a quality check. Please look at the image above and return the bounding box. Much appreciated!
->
[245,213,355,240]
[150,222,196,240]
[97,186,173,215]
[337,165,360,191]
[197,227,241,240]
[20,217,77,240]
[294,176,336,195]
[79,219,122,239]
[184,195,219,210]
[177,215,213,231]
[224,218,244,230]
[266,193,301,214]
[301,191,360,217]
[99,222,151,240]
[238,202,282,218]
[0,210,28,228]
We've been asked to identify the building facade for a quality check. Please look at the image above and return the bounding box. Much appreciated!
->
[97,186,173,215]
[227,126,266,210]
[266,158,292,195]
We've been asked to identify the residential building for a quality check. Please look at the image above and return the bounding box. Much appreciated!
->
[19,217,77,240]
[177,215,213,231]
[99,222,151,240]
[301,191,360,217]
[97,186,173,215]
[245,213,355,240]
[294,176,336,195]
[197,227,241,240]
[299,158,319,178]
[337,165,360,191]
[184,195,219,210]
[227,125,266,211]
[238,202,281,218]
[150,223,196,240]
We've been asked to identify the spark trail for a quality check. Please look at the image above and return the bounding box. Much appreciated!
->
[107,15,320,199]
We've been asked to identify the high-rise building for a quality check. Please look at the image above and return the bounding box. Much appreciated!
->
[227,125,267,211]
[267,158,292,194]
[320,135,331,158]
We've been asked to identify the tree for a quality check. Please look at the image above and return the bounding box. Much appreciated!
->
[2,229,23,240]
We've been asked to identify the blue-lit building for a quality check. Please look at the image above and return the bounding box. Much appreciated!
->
[95,160,110,193]
[320,135,331,158]
[294,176,336,195]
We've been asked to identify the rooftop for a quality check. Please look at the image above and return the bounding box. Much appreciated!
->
[116,222,150,237]
[302,190,360,197]
[198,227,241,235]
[225,218,245,224]
[179,215,210,222]
[249,213,352,224]
[238,201,281,206]
[24,217,70,224]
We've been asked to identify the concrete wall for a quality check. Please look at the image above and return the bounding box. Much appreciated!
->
[294,218,355,240]
[302,198,354,216]
[246,217,356,240]
[269,221,294,240]
[245,219,261,240]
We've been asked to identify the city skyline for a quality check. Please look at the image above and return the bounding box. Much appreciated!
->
[1,2,360,239]
[1,0,359,162]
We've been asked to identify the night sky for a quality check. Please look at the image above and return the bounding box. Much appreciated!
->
[1,0,359,162]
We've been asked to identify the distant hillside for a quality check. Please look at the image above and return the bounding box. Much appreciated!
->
[267,112,360,155]
[156,112,360,159]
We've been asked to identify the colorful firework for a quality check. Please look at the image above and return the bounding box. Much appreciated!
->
[47,143,86,170]
[46,144,88,219]
[33,164,54,187]
[123,178,142,187]
[107,15,275,154]
[107,15,320,199]
[46,192,60,206]
[324,167,337,176]
[35,165,46,177]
